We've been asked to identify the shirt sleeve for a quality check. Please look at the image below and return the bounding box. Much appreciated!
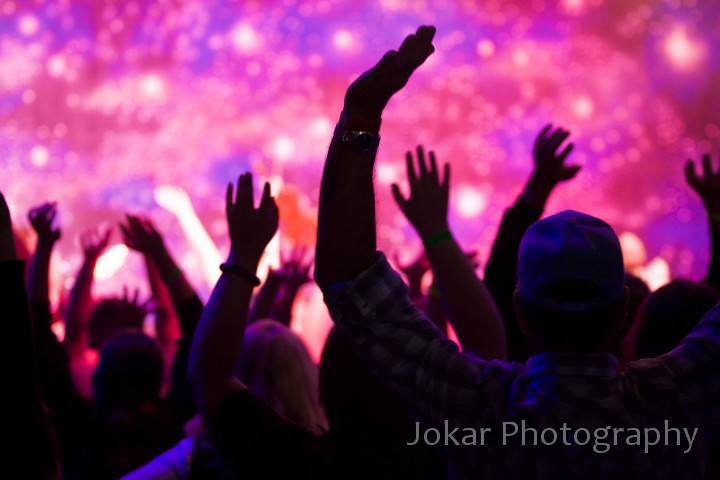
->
[637,303,720,432]
[322,253,520,429]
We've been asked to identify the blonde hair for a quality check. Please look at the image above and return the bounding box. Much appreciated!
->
[235,319,326,433]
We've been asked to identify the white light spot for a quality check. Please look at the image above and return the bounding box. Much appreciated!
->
[95,245,129,281]
[48,55,66,77]
[30,145,49,167]
[18,15,39,36]
[476,40,495,58]
[572,96,594,118]
[231,23,262,54]
[455,184,487,218]
[333,30,355,51]
[271,136,295,161]
[664,26,705,71]
[139,74,165,100]
[376,163,398,185]
[310,116,332,137]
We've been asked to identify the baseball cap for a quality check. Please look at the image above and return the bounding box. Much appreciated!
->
[517,210,624,312]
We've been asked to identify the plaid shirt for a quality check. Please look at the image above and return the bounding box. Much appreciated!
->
[322,254,720,480]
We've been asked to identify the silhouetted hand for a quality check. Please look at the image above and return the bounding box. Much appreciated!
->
[80,226,112,261]
[28,202,61,246]
[120,214,165,258]
[521,124,580,208]
[226,173,279,267]
[532,125,579,185]
[115,285,155,326]
[344,25,435,119]
[277,247,313,292]
[392,145,450,240]
[686,153,720,214]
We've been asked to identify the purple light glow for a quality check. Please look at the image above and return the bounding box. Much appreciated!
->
[1,0,719,357]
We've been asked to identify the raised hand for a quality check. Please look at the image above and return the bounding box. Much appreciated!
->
[392,145,450,241]
[119,285,155,321]
[277,247,312,292]
[686,153,720,214]
[225,173,279,267]
[120,214,165,257]
[521,124,580,208]
[28,202,61,246]
[344,25,435,119]
[79,226,112,260]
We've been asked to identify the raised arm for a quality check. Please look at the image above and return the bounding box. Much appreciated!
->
[120,215,196,304]
[392,146,506,359]
[27,202,61,303]
[484,124,579,361]
[64,226,112,357]
[2,193,60,480]
[188,173,278,422]
[685,154,720,293]
[120,214,200,420]
[315,28,511,428]
[314,25,436,288]
[268,249,313,326]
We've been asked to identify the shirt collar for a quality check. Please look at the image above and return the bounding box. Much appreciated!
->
[526,352,619,378]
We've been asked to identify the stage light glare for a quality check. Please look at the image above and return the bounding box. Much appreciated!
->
[271,135,295,161]
[664,27,704,71]
[95,244,129,281]
[572,96,594,119]
[139,74,166,101]
[455,185,487,219]
[333,30,355,51]
[18,15,39,36]
[48,55,66,77]
[30,145,49,167]
[231,23,262,54]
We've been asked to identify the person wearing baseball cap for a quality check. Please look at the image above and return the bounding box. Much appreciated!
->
[315,25,720,479]
[515,210,628,353]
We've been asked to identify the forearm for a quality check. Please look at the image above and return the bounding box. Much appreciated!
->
[484,198,543,362]
[518,175,554,210]
[63,258,97,352]
[145,256,180,348]
[248,274,282,323]
[324,254,487,425]
[423,288,448,332]
[315,138,378,288]
[28,241,54,302]
[426,234,506,360]
[150,246,196,304]
[188,252,258,420]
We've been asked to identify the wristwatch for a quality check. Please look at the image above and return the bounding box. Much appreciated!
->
[332,111,381,155]
[333,125,381,155]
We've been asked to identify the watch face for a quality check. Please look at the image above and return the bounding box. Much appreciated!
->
[352,131,379,153]
[356,132,373,150]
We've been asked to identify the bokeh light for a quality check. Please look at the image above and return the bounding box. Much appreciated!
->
[1,1,719,359]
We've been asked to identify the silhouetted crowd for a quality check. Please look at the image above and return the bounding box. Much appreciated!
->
[12,26,720,480]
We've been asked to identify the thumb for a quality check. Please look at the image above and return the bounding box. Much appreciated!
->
[391,183,407,208]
